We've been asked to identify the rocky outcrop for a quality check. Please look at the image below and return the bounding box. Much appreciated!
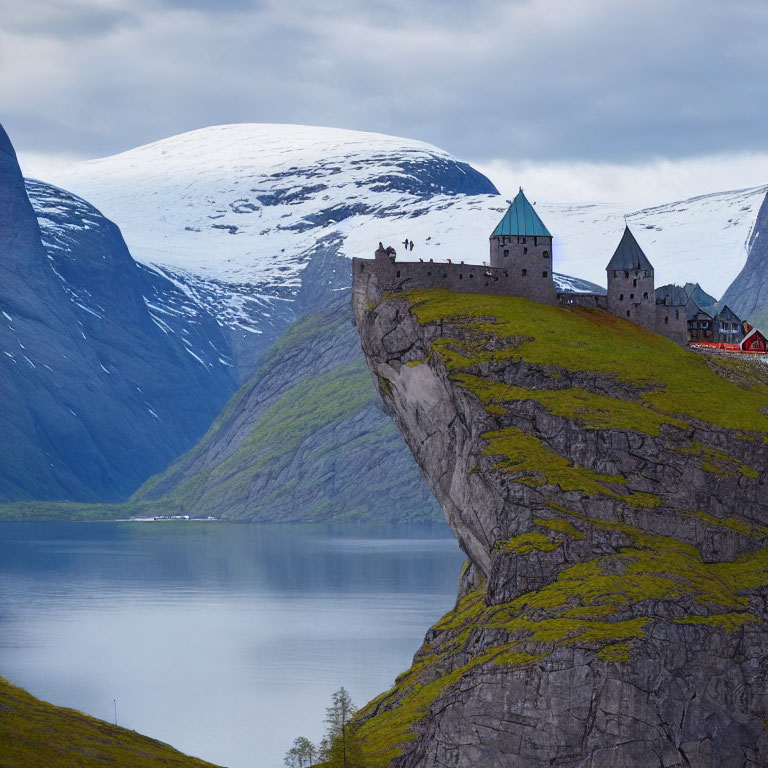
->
[351,276,768,767]
[720,191,768,329]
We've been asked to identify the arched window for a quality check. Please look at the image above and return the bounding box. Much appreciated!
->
[626,310,631,317]
[665,316,669,325]
[619,294,624,301]
[524,247,528,254]
[643,292,648,299]
[503,249,509,257]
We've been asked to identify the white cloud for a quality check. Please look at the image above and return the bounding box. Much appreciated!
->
[475,153,768,208]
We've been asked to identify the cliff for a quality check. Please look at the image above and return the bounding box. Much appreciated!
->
[720,191,768,330]
[351,281,768,767]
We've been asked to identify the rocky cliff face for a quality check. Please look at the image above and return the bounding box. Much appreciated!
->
[720,191,768,329]
[352,278,768,767]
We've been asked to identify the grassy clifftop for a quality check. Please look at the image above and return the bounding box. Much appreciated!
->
[351,289,768,766]
[408,289,768,434]
[0,677,221,768]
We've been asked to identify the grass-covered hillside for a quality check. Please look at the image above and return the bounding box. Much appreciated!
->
[130,297,441,522]
[0,676,221,768]
[351,289,768,766]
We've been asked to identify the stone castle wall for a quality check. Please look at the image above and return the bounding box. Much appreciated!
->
[354,250,686,345]
[489,234,555,304]
[655,303,689,344]
[353,256,556,302]
[557,293,609,310]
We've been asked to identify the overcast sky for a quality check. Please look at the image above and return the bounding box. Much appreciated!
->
[3,0,768,204]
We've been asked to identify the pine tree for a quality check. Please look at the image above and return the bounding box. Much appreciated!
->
[324,687,364,768]
[284,735,317,768]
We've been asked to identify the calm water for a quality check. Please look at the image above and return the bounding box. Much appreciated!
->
[0,522,463,768]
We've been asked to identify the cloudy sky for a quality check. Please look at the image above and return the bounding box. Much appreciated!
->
[3,0,768,204]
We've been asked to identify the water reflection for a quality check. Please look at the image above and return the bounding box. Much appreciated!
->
[0,522,463,768]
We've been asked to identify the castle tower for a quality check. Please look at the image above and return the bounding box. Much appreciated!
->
[489,188,555,303]
[606,226,655,329]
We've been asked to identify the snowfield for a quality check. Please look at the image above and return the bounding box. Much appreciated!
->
[51,123,766,332]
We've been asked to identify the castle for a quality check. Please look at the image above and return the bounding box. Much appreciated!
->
[352,189,690,345]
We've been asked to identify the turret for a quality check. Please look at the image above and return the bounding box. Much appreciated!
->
[374,241,396,264]
[489,188,555,303]
[606,226,655,328]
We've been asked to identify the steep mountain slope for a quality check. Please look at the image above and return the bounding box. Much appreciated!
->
[133,294,441,522]
[0,123,235,502]
[54,124,766,344]
[720,191,768,329]
[0,676,221,768]
[352,285,768,766]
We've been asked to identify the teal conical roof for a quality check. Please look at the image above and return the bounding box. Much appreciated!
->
[491,188,551,238]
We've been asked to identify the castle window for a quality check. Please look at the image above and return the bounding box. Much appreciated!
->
[359,263,365,272]
[625,271,629,278]
[534,237,538,245]
[619,294,624,301]
[643,292,648,299]
[675,310,679,319]
[522,269,527,276]
[469,273,473,278]
[396,270,400,277]
[459,273,463,279]
[633,279,637,287]
[524,247,528,254]
[543,251,549,258]
[542,271,548,278]
[665,316,669,325]
[427,271,431,276]
[522,237,527,244]
[626,310,631,317]
[503,249,509,257]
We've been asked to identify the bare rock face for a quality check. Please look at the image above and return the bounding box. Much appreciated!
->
[351,273,768,767]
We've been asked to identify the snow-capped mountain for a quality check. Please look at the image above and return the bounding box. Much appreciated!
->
[54,124,766,364]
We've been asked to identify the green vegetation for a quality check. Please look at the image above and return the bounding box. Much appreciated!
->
[286,687,365,768]
[0,500,134,522]
[0,676,220,768]
[679,508,768,537]
[496,531,561,554]
[406,290,768,433]
[482,426,660,506]
[454,374,688,435]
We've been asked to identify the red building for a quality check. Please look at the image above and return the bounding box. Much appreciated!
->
[740,324,768,352]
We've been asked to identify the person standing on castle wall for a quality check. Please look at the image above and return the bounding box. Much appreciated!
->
[402,238,409,250]
[409,240,414,251]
